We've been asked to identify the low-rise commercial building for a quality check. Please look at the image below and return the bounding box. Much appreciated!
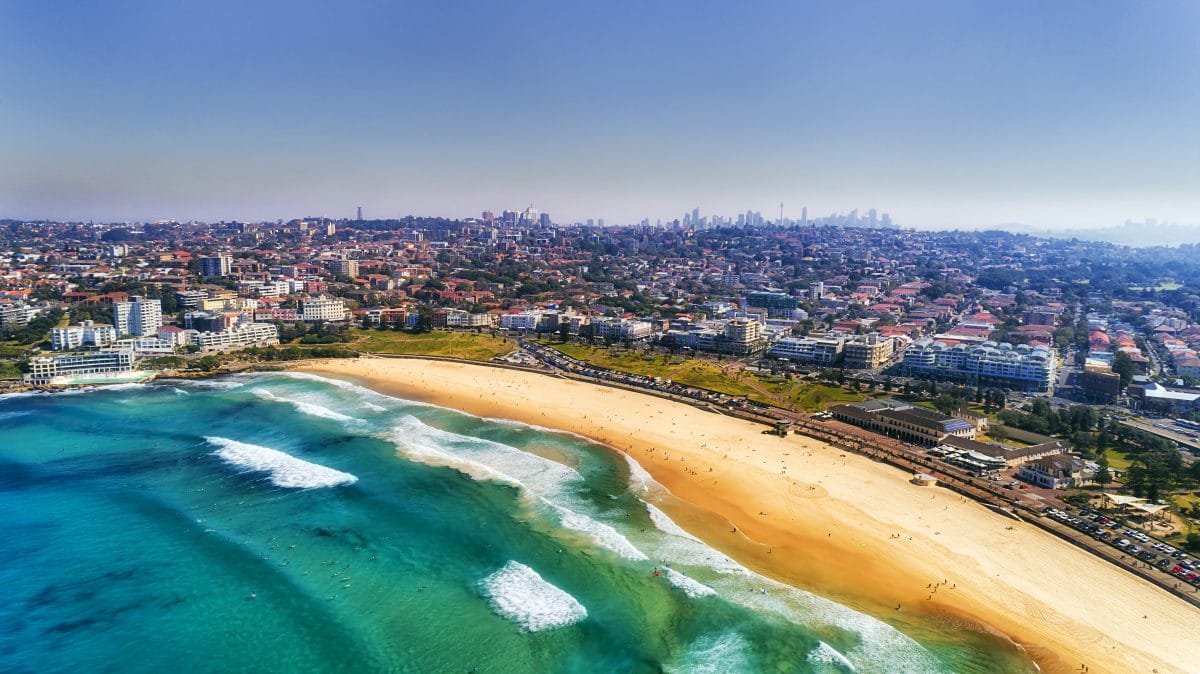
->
[831,399,977,445]
[1016,454,1082,489]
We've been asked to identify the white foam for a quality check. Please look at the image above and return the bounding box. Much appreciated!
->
[662,567,717,598]
[251,388,362,423]
[665,631,753,674]
[172,378,246,391]
[635,491,939,671]
[478,561,587,632]
[0,410,30,421]
[389,415,649,561]
[551,504,648,561]
[645,502,703,543]
[809,641,857,671]
[207,437,358,489]
[273,371,431,408]
[624,453,666,497]
[390,415,581,494]
[101,382,150,391]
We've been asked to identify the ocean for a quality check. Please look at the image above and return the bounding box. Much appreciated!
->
[0,373,1037,673]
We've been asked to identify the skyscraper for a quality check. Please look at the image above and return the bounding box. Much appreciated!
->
[356,206,363,221]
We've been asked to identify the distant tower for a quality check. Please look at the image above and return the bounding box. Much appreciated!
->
[779,202,784,225]
[356,206,363,221]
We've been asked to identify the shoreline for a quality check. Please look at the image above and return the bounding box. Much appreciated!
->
[306,357,1193,672]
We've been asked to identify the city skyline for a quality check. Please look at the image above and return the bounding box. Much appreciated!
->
[2,2,1199,230]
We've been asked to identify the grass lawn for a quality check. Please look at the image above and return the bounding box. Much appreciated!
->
[790,383,866,412]
[1171,492,1200,511]
[546,342,867,411]
[0,342,29,359]
[550,343,758,397]
[0,361,21,380]
[351,329,513,361]
[1103,449,1134,472]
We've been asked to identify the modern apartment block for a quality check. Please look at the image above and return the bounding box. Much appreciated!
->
[191,323,280,352]
[744,291,799,318]
[298,296,349,322]
[326,258,360,279]
[902,338,1056,391]
[112,296,163,337]
[769,334,844,365]
[842,333,896,369]
[198,253,233,277]
[676,318,764,355]
[50,321,118,351]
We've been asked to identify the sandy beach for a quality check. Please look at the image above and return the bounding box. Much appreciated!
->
[304,357,1200,673]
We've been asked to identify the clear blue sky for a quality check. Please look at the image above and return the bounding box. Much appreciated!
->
[2,1,1198,229]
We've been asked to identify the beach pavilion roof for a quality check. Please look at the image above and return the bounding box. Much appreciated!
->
[1101,493,1170,514]
[1103,493,1147,506]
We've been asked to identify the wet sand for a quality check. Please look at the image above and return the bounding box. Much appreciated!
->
[305,357,1200,673]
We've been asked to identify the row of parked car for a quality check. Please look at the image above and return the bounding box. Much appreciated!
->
[1043,506,1200,586]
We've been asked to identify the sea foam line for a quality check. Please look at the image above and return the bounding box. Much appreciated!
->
[272,371,429,410]
[478,561,587,632]
[206,436,357,489]
[250,388,362,423]
[390,415,649,561]
[662,567,717,598]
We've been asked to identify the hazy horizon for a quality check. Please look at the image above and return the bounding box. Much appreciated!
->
[3,2,1198,229]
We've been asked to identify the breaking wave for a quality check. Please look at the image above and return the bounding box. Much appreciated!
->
[207,436,358,489]
[250,388,362,423]
[478,561,587,632]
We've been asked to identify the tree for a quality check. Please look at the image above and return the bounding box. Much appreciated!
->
[1094,453,1112,489]
[413,306,435,333]
[1187,533,1200,553]
[1112,351,1135,388]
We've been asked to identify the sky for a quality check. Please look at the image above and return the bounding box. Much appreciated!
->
[1,1,1199,230]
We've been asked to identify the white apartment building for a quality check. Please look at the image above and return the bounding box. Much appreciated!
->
[444,309,497,328]
[903,339,1057,391]
[192,323,280,352]
[769,335,844,365]
[500,311,548,331]
[50,321,118,351]
[593,317,654,342]
[299,297,348,323]
[0,302,38,328]
[113,296,163,337]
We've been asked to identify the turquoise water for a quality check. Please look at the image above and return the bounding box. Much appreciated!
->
[0,373,1037,673]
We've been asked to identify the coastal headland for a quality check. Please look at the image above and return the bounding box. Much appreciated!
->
[304,357,1200,674]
